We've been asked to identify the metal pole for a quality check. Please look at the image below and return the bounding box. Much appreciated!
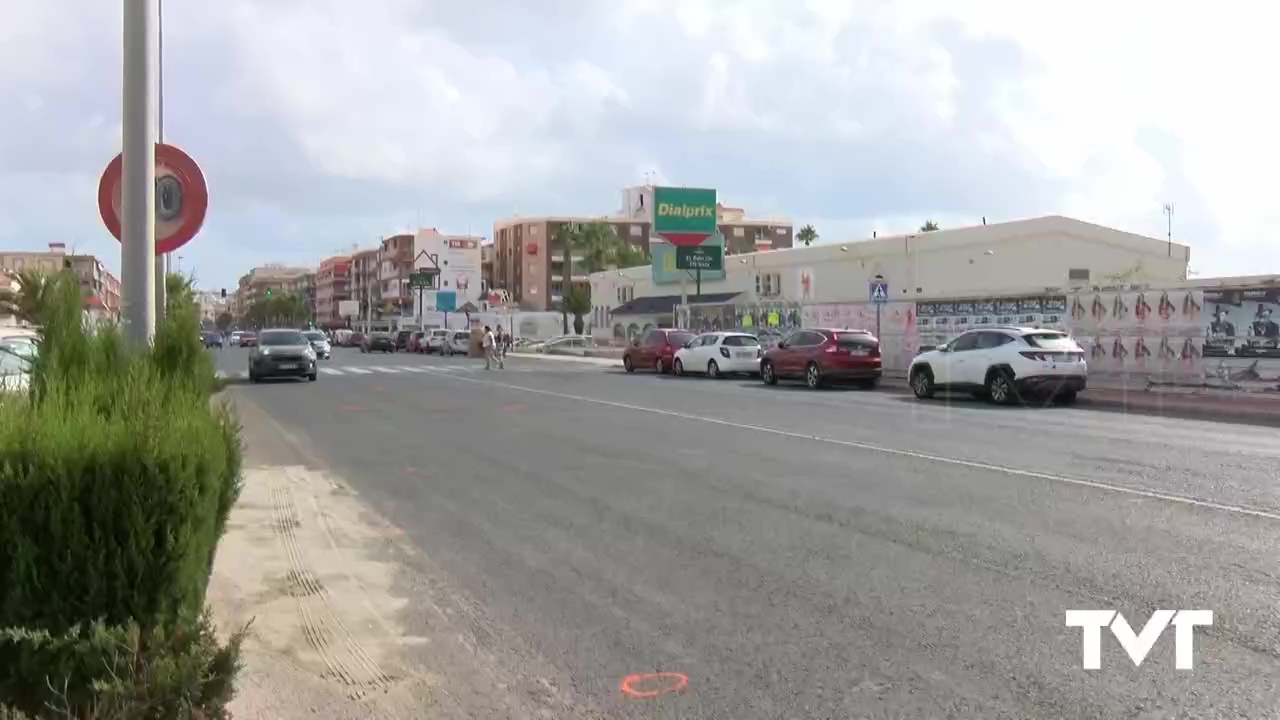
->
[121,0,157,347]
[153,0,167,319]
[876,304,882,339]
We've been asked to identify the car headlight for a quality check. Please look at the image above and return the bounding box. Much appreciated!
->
[304,348,316,360]
[258,347,271,356]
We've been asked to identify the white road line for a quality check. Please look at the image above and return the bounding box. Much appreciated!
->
[319,367,345,375]
[395,366,428,373]
[423,369,1280,523]
[369,367,402,374]
[343,367,374,375]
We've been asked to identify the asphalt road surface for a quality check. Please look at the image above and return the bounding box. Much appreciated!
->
[216,346,1280,719]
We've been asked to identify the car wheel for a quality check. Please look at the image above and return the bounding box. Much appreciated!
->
[707,360,720,378]
[308,373,318,382]
[761,361,778,385]
[655,357,665,374]
[674,358,685,376]
[985,369,1018,405]
[623,355,635,373]
[910,367,935,399]
[805,362,823,389]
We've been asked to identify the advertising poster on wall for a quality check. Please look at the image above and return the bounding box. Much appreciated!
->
[1198,287,1280,390]
[1066,289,1204,376]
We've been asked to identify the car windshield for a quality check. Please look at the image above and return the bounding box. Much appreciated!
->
[305,332,326,342]
[721,335,759,347]
[1023,333,1077,350]
[259,330,307,346]
[0,339,37,375]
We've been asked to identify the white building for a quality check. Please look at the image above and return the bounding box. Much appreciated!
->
[590,215,1192,335]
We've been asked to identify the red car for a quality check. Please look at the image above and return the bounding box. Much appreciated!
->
[759,328,881,389]
[623,328,696,374]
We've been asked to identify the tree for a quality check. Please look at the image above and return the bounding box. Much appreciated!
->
[920,220,940,232]
[0,269,57,326]
[215,312,234,332]
[797,224,818,247]
[242,293,309,329]
[562,285,592,336]
[614,243,648,269]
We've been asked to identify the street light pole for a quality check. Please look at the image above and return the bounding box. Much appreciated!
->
[153,0,167,318]
[121,0,158,347]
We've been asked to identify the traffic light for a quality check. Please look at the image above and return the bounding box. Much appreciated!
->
[220,288,227,299]
[265,288,273,296]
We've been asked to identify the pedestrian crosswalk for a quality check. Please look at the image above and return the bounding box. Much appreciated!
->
[216,363,585,380]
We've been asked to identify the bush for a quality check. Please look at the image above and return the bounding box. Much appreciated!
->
[0,615,243,719]
[0,273,244,717]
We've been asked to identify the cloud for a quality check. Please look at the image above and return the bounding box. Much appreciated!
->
[0,0,1273,287]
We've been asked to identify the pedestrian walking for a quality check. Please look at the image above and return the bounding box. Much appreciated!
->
[482,325,502,369]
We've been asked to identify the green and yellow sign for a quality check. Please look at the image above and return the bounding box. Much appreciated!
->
[653,187,717,246]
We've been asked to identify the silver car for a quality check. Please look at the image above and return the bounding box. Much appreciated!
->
[303,330,332,359]
[248,329,318,383]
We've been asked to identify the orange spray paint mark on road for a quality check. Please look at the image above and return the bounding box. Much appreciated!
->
[620,672,688,699]
[502,403,528,412]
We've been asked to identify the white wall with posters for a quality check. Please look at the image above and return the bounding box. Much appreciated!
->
[413,231,484,305]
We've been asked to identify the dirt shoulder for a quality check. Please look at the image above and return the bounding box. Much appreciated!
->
[207,393,602,719]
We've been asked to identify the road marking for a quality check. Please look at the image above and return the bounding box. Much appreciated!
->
[424,370,1280,523]
[395,366,428,373]
[344,367,374,375]
[319,367,345,375]
[620,672,688,699]
[369,367,402,374]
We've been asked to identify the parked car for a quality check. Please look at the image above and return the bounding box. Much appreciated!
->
[424,328,451,354]
[443,330,471,356]
[248,329,317,383]
[623,328,696,374]
[759,328,881,389]
[362,332,397,353]
[303,330,332,359]
[239,332,258,348]
[908,326,1087,404]
[407,331,427,353]
[0,334,37,394]
[673,332,761,378]
[538,335,597,356]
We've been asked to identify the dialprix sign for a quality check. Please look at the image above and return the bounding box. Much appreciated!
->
[653,187,717,246]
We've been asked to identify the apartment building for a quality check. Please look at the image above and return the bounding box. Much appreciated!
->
[349,247,382,322]
[491,185,794,311]
[314,256,351,326]
[282,271,316,318]
[481,243,495,296]
[193,290,230,325]
[233,264,312,316]
[379,233,413,316]
[0,243,122,319]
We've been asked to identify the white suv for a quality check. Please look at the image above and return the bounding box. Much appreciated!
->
[908,326,1087,404]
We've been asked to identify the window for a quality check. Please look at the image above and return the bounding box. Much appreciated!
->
[696,335,718,347]
[629,225,642,237]
[835,334,876,349]
[721,334,759,347]
[776,228,787,235]
[733,227,745,237]
[949,333,981,352]
[975,332,1013,349]
[756,272,782,298]
[1023,333,1077,350]
[1068,268,1090,281]
[669,332,694,346]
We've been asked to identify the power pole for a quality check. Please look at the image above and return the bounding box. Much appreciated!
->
[153,0,167,318]
[1162,202,1175,257]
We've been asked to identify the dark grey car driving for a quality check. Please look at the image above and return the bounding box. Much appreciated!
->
[248,329,318,383]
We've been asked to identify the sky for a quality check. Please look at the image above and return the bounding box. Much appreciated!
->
[2,0,1277,289]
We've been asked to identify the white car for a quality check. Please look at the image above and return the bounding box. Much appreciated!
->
[908,326,1087,404]
[538,335,596,356]
[424,329,451,354]
[673,332,762,378]
[228,331,243,347]
[443,330,471,356]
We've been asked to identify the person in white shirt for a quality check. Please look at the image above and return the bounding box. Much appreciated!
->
[482,326,502,369]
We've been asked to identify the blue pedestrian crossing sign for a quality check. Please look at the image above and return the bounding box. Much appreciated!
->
[869,280,890,304]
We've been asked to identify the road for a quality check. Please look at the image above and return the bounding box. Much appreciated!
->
[214,345,1280,719]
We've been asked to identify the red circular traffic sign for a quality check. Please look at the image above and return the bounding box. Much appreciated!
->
[97,142,208,255]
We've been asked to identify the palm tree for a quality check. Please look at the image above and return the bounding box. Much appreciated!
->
[919,220,940,232]
[0,269,56,326]
[562,285,592,336]
[797,224,818,247]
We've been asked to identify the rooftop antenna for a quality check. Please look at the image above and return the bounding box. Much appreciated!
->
[1162,202,1175,257]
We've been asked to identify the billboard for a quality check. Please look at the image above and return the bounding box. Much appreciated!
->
[651,232,726,284]
[653,186,716,245]
[414,232,483,305]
